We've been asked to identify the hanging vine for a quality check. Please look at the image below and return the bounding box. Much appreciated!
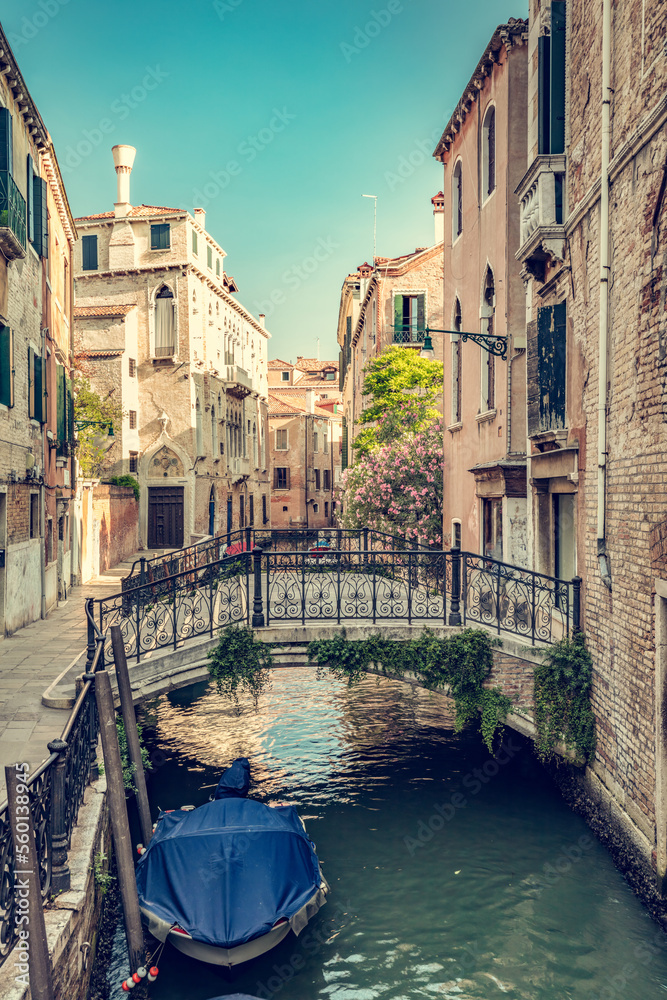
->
[207,624,273,710]
[533,631,596,765]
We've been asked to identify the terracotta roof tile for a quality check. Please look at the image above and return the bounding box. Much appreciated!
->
[267,390,333,417]
[74,204,184,222]
[74,304,136,318]
[268,359,293,369]
[75,349,124,358]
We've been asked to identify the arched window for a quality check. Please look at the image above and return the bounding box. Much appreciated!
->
[211,405,217,457]
[452,160,463,240]
[480,268,495,413]
[155,286,175,357]
[451,298,462,425]
[253,421,258,468]
[482,105,496,200]
[195,397,204,456]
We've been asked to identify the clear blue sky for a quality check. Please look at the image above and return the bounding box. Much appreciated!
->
[4,0,527,363]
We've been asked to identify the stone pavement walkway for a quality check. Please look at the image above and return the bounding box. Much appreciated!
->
[0,550,167,799]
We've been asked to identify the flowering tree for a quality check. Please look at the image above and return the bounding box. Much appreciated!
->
[337,419,443,548]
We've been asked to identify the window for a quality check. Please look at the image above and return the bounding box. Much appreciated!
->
[482,497,503,562]
[32,175,48,259]
[0,325,14,407]
[480,268,495,413]
[394,294,425,344]
[323,430,328,452]
[313,431,319,453]
[274,467,290,490]
[0,107,13,176]
[276,428,288,450]
[26,153,33,244]
[538,0,566,155]
[262,495,268,524]
[529,302,567,435]
[249,494,254,525]
[282,505,288,512]
[211,406,217,457]
[323,469,330,491]
[207,245,213,269]
[281,371,290,382]
[314,469,321,490]
[482,105,496,200]
[196,397,204,456]
[216,258,220,277]
[129,410,137,429]
[82,234,98,271]
[452,520,462,549]
[313,503,319,514]
[325,502,329,518]
[150,223,170,250]
[554,493,576,582]
[451,298,462,424]
[452,160,463,239]
[324,372,335,380]
[155,285,175,357]
[240,494,245,528]
[30,494,38,539]
[129,452,138,473]
[192,229,198,254]
[28,348,46,422]
[129,358,136,377]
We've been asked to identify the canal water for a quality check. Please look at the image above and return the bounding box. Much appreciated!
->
[106,669,667,1000]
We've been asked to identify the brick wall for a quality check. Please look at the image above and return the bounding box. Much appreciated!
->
[92,484,139,574]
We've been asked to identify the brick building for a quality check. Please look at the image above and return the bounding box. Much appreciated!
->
[73,145,270,549]
[433,19,529,565]
[336,198,444,470]
[267,357,342,529]
[0,27,76,636]
[515,0,667,890]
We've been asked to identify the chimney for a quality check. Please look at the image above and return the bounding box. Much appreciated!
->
[259,313,265,328]
[194,207,206,230]
[306,388,315,414]
[431,191,445,244]
[112,144,136,219]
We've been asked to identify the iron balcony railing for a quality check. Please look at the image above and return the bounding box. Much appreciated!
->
[0,170,27,252]
[392,324,426,345]
[0,608,105,967]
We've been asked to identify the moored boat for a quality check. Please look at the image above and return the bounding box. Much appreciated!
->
[136,758,328,967]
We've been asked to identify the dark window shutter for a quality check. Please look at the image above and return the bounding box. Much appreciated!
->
[66,377,74,442]
[56,364,65,444]
[286,468,290,490]
[550,1,566,154]
[0,107,13,175]
[33,352,46,422]
[394,296,403,339]
[26,155,34,244]
[535,302,566,432]
[40,356,47,422]
[341,416,348,471]
[0,325,14,407]
[32,176,48,258]
[487,109,495,194]
[417,294,425,334]
[538,35,551,154]
[82,234,98,270]
[28,346,35,419]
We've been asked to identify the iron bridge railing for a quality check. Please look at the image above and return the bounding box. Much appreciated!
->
[95,539,581,664]
[0,607,105,967]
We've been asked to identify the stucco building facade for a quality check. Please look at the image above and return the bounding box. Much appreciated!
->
[73,146,271,549]
[433,18,529,566]
[0,27,76,636]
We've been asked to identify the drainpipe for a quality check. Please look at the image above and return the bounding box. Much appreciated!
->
[597,0,612,590]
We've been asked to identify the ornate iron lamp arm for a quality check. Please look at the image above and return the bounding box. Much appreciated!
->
[426,328,508,361]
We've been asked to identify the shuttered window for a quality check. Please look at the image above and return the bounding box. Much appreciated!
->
[0,107,13,175]
[341,416,348,471]
[483,106,495,198]
[452,161,463,239]
[538,1,566,155]
[323,469,330,490]
[150,223,170,250]
[32,176,48,258]
[216,258,220,277]
[527,302,567,436]
[0,325,14,407]
[56,364,66,445]
[26,154,34,244]
[29,349,46,422]
[274,467,290,490]
[82,234,98,270]
[394,294,425,343]
[192,229,198,255]
[262,495,267,524]
[314,469,321,490]
[207,246,213,269]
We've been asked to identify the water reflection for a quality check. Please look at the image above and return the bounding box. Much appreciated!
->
[104,669,667,1000]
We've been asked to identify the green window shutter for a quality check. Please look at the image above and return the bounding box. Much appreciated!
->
[66,378,74,442]
[207,246,213,269]
[341,417,348,471]
[40,356,47,423]
[417,294,425,334]
[0,107,13,175]
[394,296,402,339]
[0,325,14,407]
[151,223,170,250]
[26,155,34,244]
[550,1,566,155]
[536,301,567,432]
[216,258,220,277]
[82,234,98,270]
[538,35,551,155]
[28,346,35,419]
[339,349,344,390]
[32,351,46,422]
[192,229,198,255]
[56,364,65,444]
[32,176,48,258]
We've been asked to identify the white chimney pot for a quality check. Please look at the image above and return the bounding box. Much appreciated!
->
[112,144,136,217]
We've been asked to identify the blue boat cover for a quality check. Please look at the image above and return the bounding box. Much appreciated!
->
[214,757,250,799]
[136,774,323,949]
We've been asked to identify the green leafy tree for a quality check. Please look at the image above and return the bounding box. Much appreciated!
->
[73,372,123,479]
[353,346,443,456]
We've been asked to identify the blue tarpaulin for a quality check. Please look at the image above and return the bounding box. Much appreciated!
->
[136,764,323,949]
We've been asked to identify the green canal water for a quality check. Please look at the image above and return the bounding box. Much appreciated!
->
[107,669,667,1000]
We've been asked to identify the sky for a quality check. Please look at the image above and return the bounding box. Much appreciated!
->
[4,0,527,363]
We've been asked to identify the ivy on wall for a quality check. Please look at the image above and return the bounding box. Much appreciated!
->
[207,624,273,709]
[533,631,596,766]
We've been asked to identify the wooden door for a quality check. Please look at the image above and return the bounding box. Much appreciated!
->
[148,487,184,549]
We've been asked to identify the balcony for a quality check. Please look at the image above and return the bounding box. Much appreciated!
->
[392,325,426,346]
[515,155,566,279]
[0,171,27,260]
[229,456,251,483]
[226,364,253,399]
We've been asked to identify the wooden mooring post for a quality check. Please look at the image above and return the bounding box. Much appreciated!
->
[110,624,153,846]
[5,764,55,1000]
[94,670,145,972]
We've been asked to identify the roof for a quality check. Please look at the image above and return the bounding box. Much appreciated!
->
[74,205,185,222]
[74,304,136,318]
[268,359,293,370]
[75,349,124,358]
[294,358,338,373]
[434,19,528,159]
[267,390,334,418]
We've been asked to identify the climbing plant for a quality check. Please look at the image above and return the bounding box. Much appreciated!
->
[207,624,273,709]
[105,474,140,501]
[98,717,151,790]
[533,631,596,765]
[307,628,510,753]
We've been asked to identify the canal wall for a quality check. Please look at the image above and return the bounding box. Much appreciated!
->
[0,776,111,1000]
